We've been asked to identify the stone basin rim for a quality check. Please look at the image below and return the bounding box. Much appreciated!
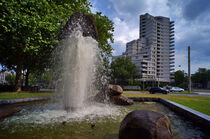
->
[128,97,210,135]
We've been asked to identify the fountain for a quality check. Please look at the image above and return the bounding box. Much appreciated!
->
[55,12,102,111]
[0,12,208,139]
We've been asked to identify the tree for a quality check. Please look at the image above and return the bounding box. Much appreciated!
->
[0,0,91,91]
[94,12,114,68]
[174,70,188,88]
[192,68,210,88]
[28,69,51,87]
[0,0,115,92]
[110,56,139,81]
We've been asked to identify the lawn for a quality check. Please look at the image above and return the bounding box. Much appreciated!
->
[124,94,210,116]
[124,90,197,94]
[0,92,54,100]
[169,91,197,94]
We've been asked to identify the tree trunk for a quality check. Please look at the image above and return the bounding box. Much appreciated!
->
[15,60,23,92]
[25,69,30,87]
[15,43,24,92]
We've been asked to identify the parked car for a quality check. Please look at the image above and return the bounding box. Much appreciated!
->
[149,87,169,94]
[170,87,184,92]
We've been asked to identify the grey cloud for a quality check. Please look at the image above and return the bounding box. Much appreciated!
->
[183,0,210,20]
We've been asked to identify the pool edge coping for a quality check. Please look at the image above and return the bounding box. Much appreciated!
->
[0,96,51,105]
[128,97,210,134]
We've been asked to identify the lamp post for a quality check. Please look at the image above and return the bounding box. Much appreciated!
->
[188,46,191,93]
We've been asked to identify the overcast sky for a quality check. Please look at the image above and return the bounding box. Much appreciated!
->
[90,0,210,73]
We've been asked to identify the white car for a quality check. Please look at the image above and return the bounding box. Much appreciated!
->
[170,87,184,92]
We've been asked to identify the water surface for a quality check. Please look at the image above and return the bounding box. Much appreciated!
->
[0,101,207,139]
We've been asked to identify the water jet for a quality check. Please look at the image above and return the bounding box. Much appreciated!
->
[56,12,100,111]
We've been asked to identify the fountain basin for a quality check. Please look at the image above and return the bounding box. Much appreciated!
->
[0,100,208,139]
[129,97,210,135]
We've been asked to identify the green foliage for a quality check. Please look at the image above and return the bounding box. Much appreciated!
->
[110,56,139,80]
[5,73,15,85]
[94,12,114,58]
[0,0,91,90]
[40,70,51,86]
[29,70,52,87]
[128,79,134,85]
[0,0,114,90]
[128,79,142,86]
[192,68,210,88]
[174,70,188,88]
[29,73,37,86]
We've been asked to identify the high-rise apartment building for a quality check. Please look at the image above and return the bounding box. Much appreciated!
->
[114,13,175,82]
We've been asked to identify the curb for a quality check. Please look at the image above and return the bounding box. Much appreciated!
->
[0,96,51,105]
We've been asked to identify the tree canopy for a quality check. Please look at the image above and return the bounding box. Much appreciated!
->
[110,56,139,81]
[173,70,188,89]
[192,68,210,88]
[0,0,114,91]
[94,12,114,67]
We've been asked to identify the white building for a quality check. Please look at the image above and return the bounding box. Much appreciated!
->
[0,71,12,84]
[114,13,175,82]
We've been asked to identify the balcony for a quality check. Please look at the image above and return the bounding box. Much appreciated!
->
[170,37,174,40]
[170,27,174,30]
[170,24,174,27]
[170,65,175,67]
[170,41,175,44]
[142,68,147,71]
[170,31,174,34]
[170,61,175,64]
[141,63,147,66]
[170,44,174,47]
[170,34,174,37]
[142,64,147,67]
[170,68,175,71]
[170,21,174,24]
[170,58,175,60]
[170,51,175,54]
[170,47,175,50]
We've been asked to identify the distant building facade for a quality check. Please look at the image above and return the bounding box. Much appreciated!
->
[113,13,175,82]
[0,71,12,84]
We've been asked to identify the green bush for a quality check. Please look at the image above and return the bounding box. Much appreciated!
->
[5,73,15,85]
[128,79,134,85]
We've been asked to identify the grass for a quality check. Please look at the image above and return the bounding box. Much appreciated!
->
[0,92,55,100]
[169,91,197,94]
[124,90,148,93]
[124,90,197,94]
[123,93,210,116]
